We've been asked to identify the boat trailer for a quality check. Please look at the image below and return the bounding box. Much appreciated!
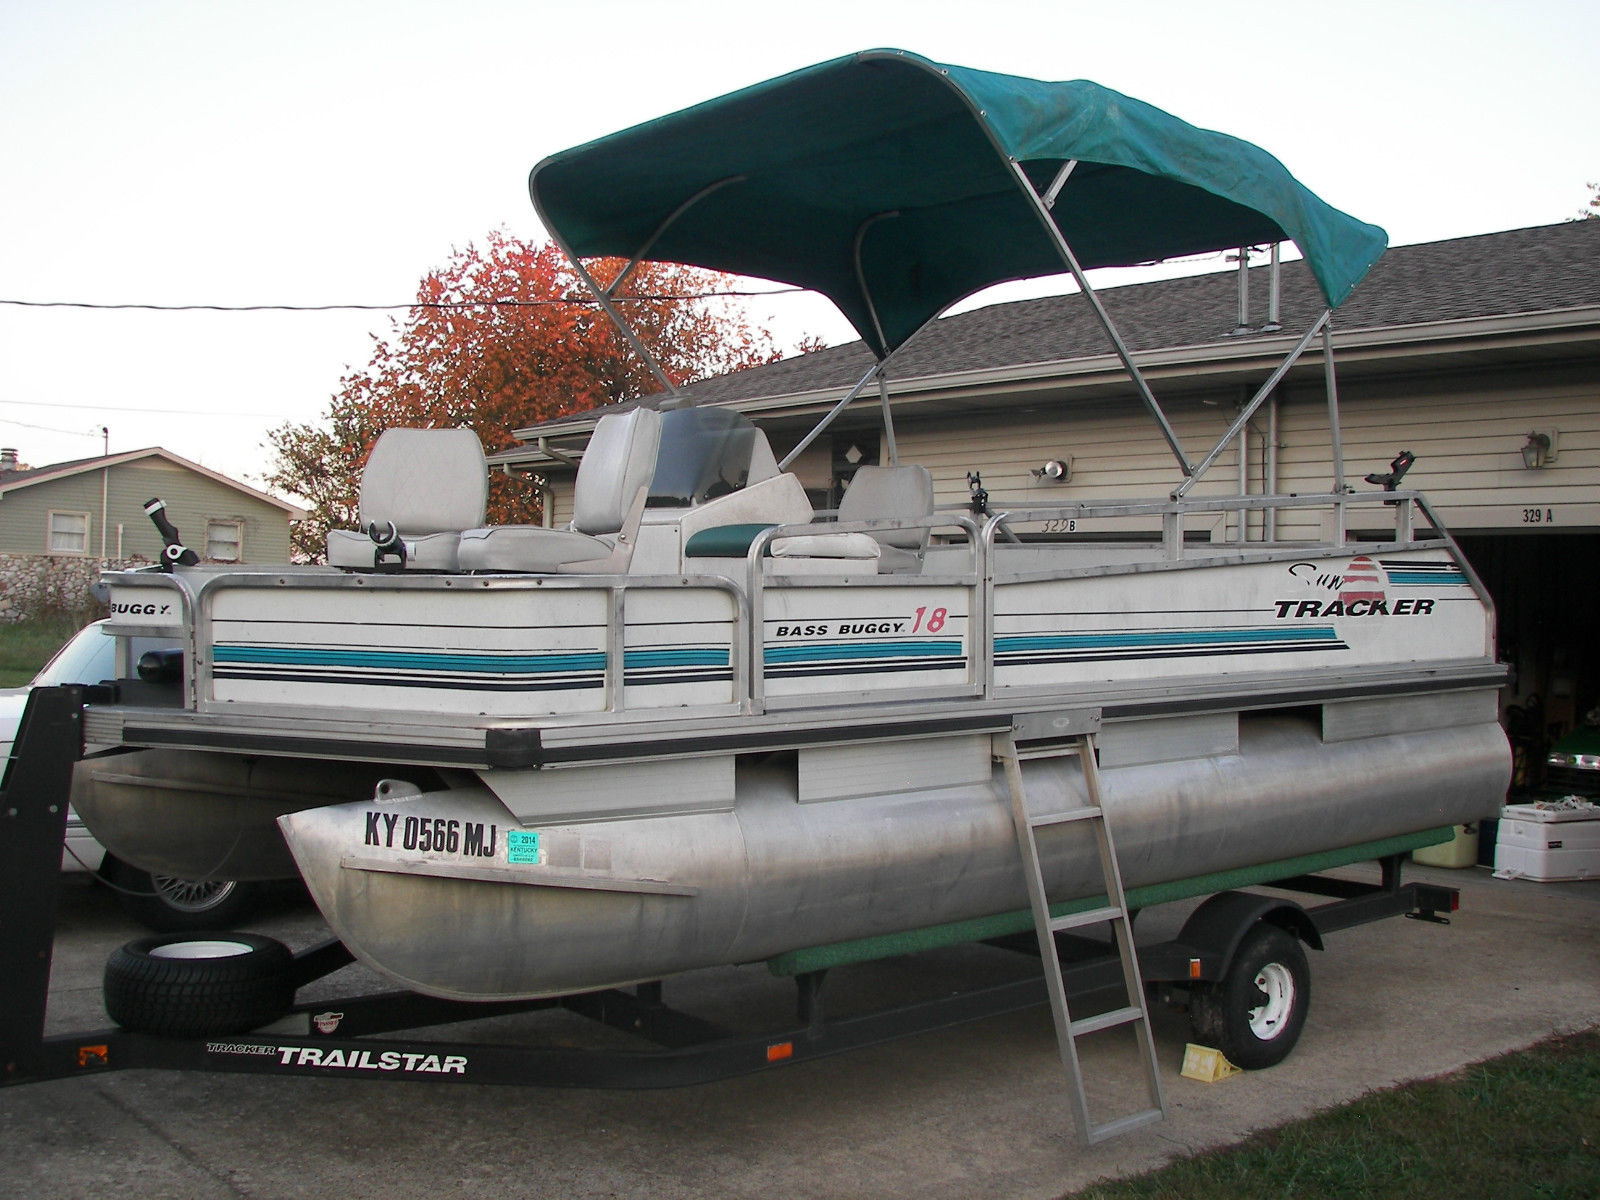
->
[3,685,1458,1100]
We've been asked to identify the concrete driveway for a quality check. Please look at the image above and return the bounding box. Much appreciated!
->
[4,862,1597,1200]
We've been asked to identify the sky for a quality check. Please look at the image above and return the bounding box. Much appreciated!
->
[1,0,1595,495]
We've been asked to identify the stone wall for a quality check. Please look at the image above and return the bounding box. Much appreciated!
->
[0,553,150,623]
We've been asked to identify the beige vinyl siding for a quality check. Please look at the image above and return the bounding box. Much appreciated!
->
[532,359,1600,545]
[1274,363,1600,538]
[0,459,292,561]
[896,396,1249,540]
[545,486,575,529]
[896,363,1599,543]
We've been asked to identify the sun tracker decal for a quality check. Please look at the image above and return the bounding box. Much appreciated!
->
[1339,555,1386,606]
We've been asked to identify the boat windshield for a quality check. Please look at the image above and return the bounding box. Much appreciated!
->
[647,408,760,507]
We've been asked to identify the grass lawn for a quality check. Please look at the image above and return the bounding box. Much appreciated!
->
[0,615,87,687]
[1069,1028,1600,1200]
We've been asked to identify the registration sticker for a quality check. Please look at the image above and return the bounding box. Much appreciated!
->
[507,830,542,865]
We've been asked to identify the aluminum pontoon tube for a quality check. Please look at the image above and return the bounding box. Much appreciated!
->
[280,713,1508,1002]
[69,750,438,881]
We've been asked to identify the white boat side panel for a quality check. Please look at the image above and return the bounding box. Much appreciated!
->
[202,583,743,717]
[993,549,1489,693]
[622,587,739,708]
[764,557,880,577]
[797,733,991,803]
[1098,713,1240,769]
[760,584,972,697]
[205,585,612,716]
[479,755,736,824]
[106,580,187,634]
[1322,689,1500,744]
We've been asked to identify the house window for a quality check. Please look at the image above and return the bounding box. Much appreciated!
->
[47,510,90,555]
[205,520,244,562]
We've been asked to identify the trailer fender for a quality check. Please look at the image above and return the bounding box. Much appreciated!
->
[1178,890,1323,980]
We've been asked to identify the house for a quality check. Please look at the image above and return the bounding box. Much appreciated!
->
[495,219,1600,774]
[0,446,303,619]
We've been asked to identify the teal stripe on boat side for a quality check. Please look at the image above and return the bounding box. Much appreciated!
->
[994,626,1338,653]
[214,645,607,673]
[1384,571,1467,585]
[764,640,964,664]
[623,648,731,668]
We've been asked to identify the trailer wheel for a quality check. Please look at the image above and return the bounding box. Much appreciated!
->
[104,933,295,1036]
[1188,922,1310,1069]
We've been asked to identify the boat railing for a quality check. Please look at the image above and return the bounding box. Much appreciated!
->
[978,488,1440,560]
[743,510,987,709]
[96,486,1494,734]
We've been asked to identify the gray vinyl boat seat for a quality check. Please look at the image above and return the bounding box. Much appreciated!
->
[327,427,488,571]
[770,463,935,574]
[457,407,663,574]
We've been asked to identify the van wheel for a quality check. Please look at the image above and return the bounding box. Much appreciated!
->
[104,933,295,1036]
[1188,923,1310,1069]
[103,857,265,933]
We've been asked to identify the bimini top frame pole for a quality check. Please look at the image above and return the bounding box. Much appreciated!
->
[1014,162,1350,502]
[1012,160,1195,480]
[1173,308,1334,500]
[541,175,748,408]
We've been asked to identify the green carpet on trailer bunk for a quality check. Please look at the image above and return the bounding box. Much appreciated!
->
[765,826,1453,976]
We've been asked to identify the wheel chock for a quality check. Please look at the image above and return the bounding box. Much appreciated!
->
[1180,1043,1241,1082]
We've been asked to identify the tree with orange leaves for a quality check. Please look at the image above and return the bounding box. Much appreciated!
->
[266,231,790,560]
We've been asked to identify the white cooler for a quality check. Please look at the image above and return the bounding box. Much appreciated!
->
[1493,801,1600,881]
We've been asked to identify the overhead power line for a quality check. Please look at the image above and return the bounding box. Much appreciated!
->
[0,416,106,437]
[0,288,806,314]
[0,397,284,418]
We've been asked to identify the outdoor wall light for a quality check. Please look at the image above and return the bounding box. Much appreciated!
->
[1521,430,1558,469]
[1031,458,1072,482]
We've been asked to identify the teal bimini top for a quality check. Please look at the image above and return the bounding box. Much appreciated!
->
[530,49,1387,358]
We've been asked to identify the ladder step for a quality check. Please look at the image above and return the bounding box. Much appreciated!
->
[1049,904,1124,933]
[1029,806,1102,828]
[1012,743,1085,762]
[1069,1005,1146,1037]
[1087,1107,1167,1145]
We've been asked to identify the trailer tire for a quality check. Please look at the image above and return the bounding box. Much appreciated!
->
[104,933,295,1036]
[1188,922,1309,1070]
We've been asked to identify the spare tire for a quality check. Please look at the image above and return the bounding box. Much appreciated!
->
[104,933,295,1036]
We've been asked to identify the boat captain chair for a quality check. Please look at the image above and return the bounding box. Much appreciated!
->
[456,406,663,574]
[770,463,935,574]
[327,427,488,571]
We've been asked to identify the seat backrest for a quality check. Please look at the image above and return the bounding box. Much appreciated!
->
[572,407,663,536]
[746,428,781,485]
[360,427,487,534]
[678,472,814,547]
[838,464,934,550]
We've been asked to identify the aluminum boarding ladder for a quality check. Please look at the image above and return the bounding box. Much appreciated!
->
[994,721,1167,1145]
